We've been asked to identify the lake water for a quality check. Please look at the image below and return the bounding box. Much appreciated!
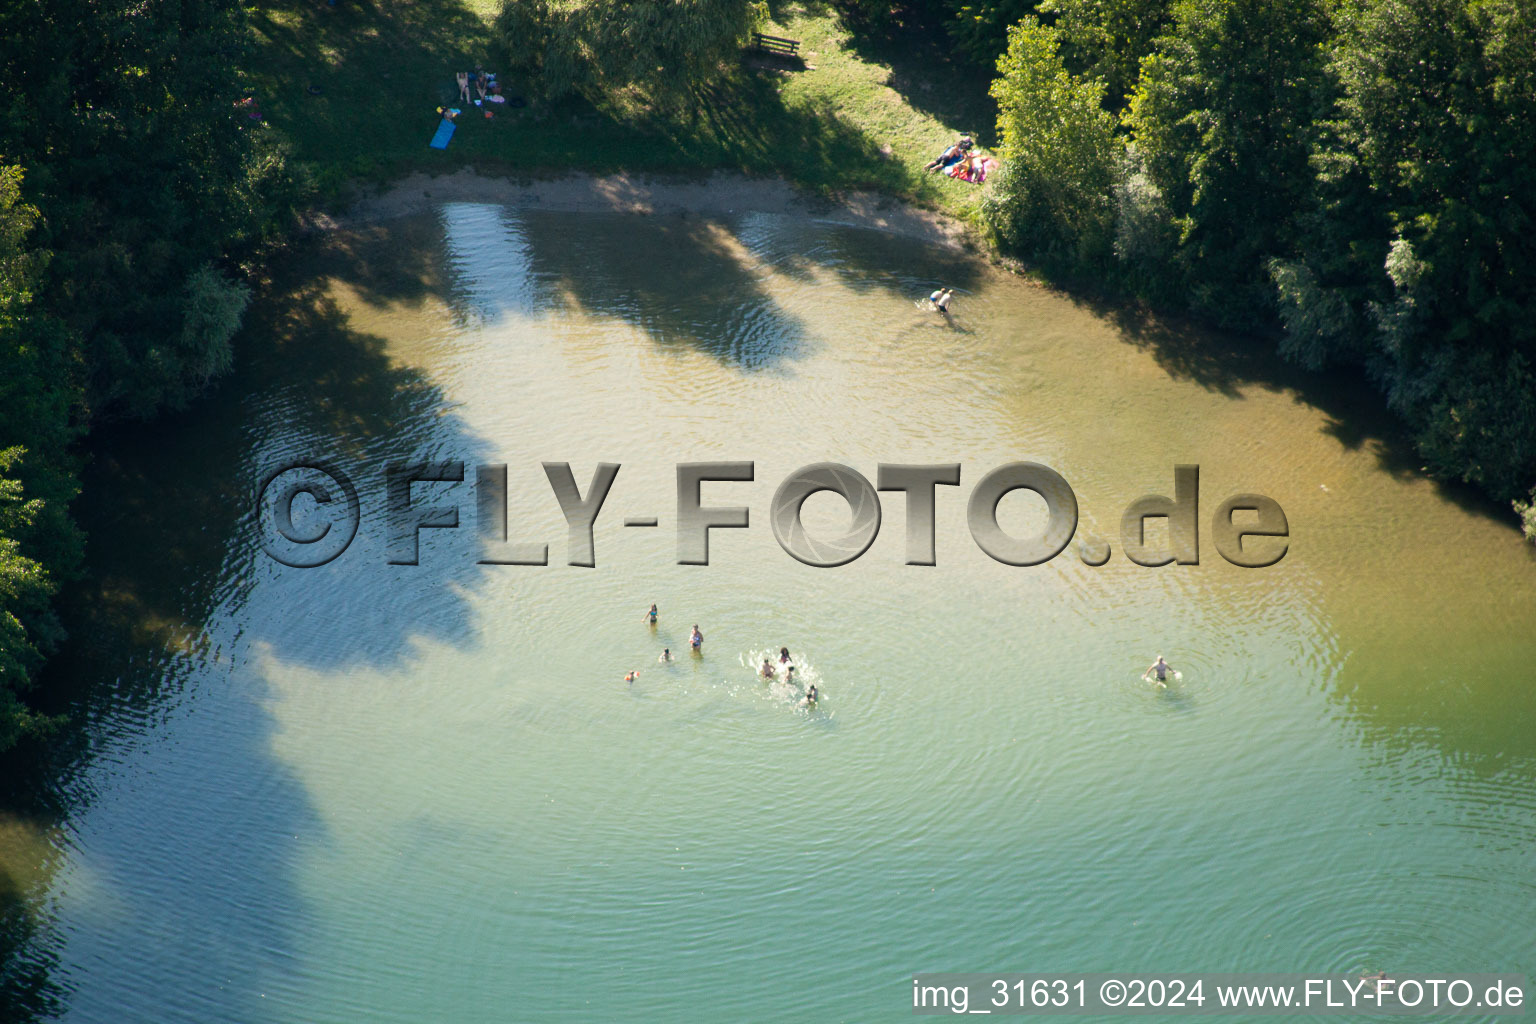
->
[2,200,1534,1022]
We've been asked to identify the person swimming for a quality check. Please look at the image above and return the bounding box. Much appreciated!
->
[779,646,792,664]
[801,682,818,706]
[643,603,658,624]
[761,658,776,679]
[658,648,673,663]
[625,670,640,685]
[1142,655,1175,684]
[690,625,703,649]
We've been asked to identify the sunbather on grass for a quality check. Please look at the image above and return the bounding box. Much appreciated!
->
[924,135,973,172]
[925,143,962,172]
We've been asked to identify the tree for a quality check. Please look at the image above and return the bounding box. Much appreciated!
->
[1275,0,1536,500]
[1040,0,1173,103]
[0,446,56,752]
[985,17,1121,270]
[1516,487,1536,546]
[948,0,1042,65]
[0,0,288,418]
[1123,0,1332,326]
[0,0,299,745]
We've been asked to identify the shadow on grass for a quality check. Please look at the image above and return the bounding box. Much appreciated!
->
[818,3,999,149]
[245,0,934,197]
[246,0,498,176]
[606,71,921,191]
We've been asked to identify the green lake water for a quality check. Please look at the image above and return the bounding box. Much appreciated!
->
[2,201,1534,1022]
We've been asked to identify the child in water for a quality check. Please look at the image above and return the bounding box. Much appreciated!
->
[625,670,640,685]
[761,658,776,679]
[800,683,818,707]
[658,648,673,663]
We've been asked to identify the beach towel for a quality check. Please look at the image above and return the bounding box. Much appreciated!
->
[948,156,998,183]
[428,118,456,150]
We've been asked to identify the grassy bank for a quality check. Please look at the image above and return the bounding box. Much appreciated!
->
[245,0,999,223]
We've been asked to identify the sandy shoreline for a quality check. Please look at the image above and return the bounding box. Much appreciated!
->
[324,168,972,250]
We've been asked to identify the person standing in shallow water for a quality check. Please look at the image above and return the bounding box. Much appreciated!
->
[1142,655,1175,685]
[690,625,703,651]
[643,603,658,626]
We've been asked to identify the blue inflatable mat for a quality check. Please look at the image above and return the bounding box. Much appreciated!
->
[428,118,456,150]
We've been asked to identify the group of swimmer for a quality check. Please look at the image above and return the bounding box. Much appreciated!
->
[630,605,818,707]
[759,647,818,706]
[636,605,1167,697]
[629,604,700,682]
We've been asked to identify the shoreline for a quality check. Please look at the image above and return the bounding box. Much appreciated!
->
[320,168,975,251]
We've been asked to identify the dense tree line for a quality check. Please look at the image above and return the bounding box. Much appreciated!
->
[981,0,1536,524]
[0,0,301,751]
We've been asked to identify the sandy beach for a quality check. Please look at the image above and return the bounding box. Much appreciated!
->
[326,168,972,250]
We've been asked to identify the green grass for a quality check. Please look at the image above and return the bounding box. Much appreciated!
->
[244,0,1000,224]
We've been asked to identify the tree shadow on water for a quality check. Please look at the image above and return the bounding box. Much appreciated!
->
[315,215,457,311]
[1085,297,1515,529]
[0,238,502,1021]
[490,200,986,371]
[1079,296,1536,780]
[515,208,816,370]
[743,219,984,298]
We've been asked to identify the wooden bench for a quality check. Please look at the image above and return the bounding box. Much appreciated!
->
[751,33,801,58]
